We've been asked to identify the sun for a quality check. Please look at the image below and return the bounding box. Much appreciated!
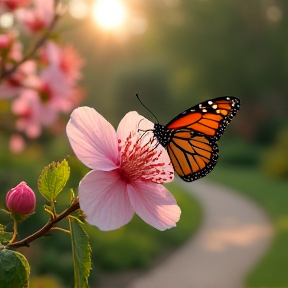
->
[92,0,127,30]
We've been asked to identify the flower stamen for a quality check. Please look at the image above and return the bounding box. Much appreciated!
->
[119,133,173,183]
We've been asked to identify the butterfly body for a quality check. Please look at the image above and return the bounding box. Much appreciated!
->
[153,96,240,182]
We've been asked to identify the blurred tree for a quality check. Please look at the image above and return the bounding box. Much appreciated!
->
[139,0,288,142]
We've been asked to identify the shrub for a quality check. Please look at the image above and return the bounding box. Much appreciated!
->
[261,127,288,179]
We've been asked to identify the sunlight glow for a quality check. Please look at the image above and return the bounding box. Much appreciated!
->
[92,0,127,30]
[69,0,89,19]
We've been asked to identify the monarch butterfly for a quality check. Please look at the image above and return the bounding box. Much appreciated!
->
[152,96,240,182]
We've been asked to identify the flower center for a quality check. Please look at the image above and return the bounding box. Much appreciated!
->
[118,133,173,183]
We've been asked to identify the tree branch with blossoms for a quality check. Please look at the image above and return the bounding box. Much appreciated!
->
[0,10,61,80]
[0,0,85,152]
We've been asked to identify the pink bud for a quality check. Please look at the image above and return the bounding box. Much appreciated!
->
[0,34,12,49]
[6,181,36,215]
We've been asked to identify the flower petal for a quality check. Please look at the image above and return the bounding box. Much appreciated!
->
[66,107,119,171]
[117,111,174,183]
[79,169,134,231]
[117,111,150,142]
[128,181,181,231]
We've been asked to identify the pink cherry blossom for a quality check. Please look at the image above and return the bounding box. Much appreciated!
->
[66,107,181,231]
[11,64,81,137]
[9,134,26,154]
[16,0,54,33]
[41,41,84,83]
[0,34,13,49]
[0,32,22,62]
[0,60,36,100]
[0,0,31,11]
[12,88,50,138]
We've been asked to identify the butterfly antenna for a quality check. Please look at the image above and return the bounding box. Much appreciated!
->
[136,93,159,124]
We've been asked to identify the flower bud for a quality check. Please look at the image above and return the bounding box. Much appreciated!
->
[0,34,12,49]
[6,181,36,215]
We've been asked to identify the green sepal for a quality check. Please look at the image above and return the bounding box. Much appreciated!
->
[69,216,92,288]
[9,211,33,224]
[38,158,70,202]
[0,249,30,288]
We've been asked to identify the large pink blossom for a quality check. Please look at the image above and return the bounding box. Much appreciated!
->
[66,107,181,231]
[16,0,54,33]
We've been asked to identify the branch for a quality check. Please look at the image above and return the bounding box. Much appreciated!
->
[6,198,80,249]
[0,12,61,80]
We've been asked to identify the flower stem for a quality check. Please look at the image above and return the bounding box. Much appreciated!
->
[9,219,18,244]
[50,227,70,234]
[5,198,80,249]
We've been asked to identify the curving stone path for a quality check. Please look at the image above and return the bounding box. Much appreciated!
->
[129,179,273,288]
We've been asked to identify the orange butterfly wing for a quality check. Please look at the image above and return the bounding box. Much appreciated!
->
[154,96,240,182]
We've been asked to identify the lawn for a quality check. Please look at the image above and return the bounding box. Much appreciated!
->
[209,165,288,287]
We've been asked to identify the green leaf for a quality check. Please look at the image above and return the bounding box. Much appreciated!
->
[0,225,13,245]
[0,249,30,288]
[0,208,13,226]
[38,159,70,202]
[69,216,92,288]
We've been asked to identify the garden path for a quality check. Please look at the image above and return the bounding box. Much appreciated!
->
[129,179,273,288]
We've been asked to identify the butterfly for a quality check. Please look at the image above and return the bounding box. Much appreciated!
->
[153,96,240,182]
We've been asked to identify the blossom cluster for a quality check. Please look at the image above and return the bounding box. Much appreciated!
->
[0,0,84,151]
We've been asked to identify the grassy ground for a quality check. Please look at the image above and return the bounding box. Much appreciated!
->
[209,165,288,288]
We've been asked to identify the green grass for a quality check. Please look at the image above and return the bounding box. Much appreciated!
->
[209,165,288,288]
[85,182,202,273]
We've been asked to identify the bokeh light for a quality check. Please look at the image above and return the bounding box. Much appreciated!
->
[92,0,127,30]
[0,12,14,29]
[68,0,89,19]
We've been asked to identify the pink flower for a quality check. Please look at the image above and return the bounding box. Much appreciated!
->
[12,86,59,138]
[0,60,36,100]
[0,32,22,62]
[41,41,84,83]
[6,181,36,215]
[0,34,13,49]
[11,64,82,137]
[0,0,31,11]
[66,107,181,231]
[16,0,54,33]
[9,134,26,154]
